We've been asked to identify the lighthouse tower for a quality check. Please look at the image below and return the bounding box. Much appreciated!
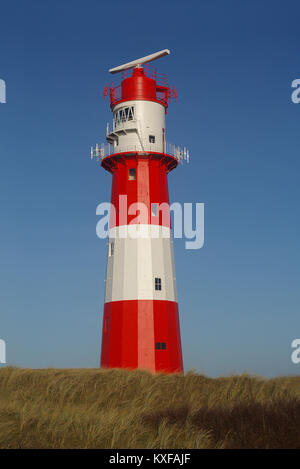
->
[92,50,188,373]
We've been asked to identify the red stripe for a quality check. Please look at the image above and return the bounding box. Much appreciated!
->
[109,156,171,229]
[138,300,155,372]
[101,300,183,373]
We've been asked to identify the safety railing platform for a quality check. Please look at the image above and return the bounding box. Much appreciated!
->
[90,141,189,164]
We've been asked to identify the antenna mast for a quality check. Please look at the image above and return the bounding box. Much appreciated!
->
[109,49,170,74]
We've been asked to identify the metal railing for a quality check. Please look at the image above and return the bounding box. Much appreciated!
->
[109,84,169,108]
[91,141,189,164]
[144,64,169,87]
[107,64,172,108]
[119,64,169,88]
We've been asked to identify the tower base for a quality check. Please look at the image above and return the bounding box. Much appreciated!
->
[101,300,183,373]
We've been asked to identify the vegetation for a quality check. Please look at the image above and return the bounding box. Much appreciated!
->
[0,367,299,449]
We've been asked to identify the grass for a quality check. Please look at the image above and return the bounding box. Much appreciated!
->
[0,366,299,448]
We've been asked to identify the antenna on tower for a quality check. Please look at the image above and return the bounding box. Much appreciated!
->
[109,49,170,74]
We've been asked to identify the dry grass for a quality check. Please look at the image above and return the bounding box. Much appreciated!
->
[0,367,299,448]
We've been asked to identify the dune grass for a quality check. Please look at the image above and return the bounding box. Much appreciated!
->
[0,366,299,449]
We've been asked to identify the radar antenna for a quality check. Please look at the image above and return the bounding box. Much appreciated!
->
[109,49,170,74]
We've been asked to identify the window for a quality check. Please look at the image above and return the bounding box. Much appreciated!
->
[151,203,158,217]
[109,242,114,257]
[104,317,110,333]
[149,135,155,143]
[120,109,126,122]
[114,106,135,127]
[128,107,134,120]
[114,110,120,127]
[155,342,166,350]
[155,277,162,291]
[128,168,136,180]
[115,137,119,146]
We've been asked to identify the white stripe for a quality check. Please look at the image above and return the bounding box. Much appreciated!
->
[105,225,177,302]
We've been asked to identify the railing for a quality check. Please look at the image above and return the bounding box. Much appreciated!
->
[91,141,189,164]
[119,64,169,88]
[144,64,169,88]
[109,83,169,108]
[109,85,122,105]
[105,64,173,109]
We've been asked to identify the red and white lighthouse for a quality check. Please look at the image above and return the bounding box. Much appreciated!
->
[92,50,188,373]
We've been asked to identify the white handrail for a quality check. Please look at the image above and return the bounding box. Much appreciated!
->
[91,141,189,164]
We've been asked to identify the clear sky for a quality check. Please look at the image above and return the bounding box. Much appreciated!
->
[0,0,299,376]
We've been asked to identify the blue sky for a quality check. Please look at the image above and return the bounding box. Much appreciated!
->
[0,0,299,376]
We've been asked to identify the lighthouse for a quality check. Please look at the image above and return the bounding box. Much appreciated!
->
[92,50,188,373]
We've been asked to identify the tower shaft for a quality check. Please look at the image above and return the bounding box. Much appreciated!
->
[99,60,184,373]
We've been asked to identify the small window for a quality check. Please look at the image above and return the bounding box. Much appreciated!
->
[114,111,120,126]
[151,203,158,217]
[128,107,134,120]
[128,168,136,180]
[120,109,126,122]
[149,135,155,143]
[155,342,166,350]
[115,137,119,146]
[104,317,110,333]
[109,242,114,257]
[155,277,162,291]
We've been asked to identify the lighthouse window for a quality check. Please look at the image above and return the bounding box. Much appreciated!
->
[120,109,126,122]
[155,342,166,350]
[114,111,119,127]
[128,168,136,180]
[155,277,162,291]
[149,135,155,143]
[128,107,134,120]
[151,203,158,217]
[114,106,135,127]
[104,317,110,333]
[109,242,114,257]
